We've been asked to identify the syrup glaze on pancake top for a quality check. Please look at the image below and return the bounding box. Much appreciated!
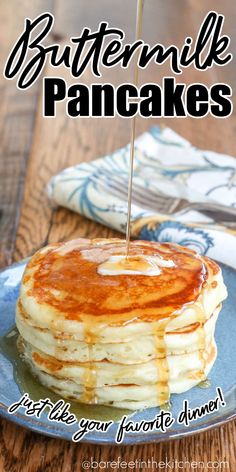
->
[22,238,215,321]
[16,238,227,409]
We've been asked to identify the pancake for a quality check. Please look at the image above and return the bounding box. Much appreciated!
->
[19,337,217,410]
[16,301,221,363]
[16,238,227,409]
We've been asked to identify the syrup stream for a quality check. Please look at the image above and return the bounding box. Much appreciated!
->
[126,0,144,257]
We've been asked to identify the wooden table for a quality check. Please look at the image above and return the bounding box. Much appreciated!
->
[0,1,235,470]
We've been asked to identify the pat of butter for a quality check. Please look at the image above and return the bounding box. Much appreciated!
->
[97,255,175,276]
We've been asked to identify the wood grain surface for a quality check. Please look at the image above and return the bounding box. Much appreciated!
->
[0,1,235,470]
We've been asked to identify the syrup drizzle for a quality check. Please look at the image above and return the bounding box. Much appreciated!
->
[81,328,97,404]
[195,298,207,382]
[81,0,145,405]
[126,0,144,257]
[123,0,174,407]
[153,319,170,406]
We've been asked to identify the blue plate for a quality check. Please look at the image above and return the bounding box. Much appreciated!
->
[0,260,235,444]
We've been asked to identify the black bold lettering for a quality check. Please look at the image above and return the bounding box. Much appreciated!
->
[164,78,186,116]
[211,84,232,117]
[139,84,162,117]
[44,77,66,116]
[186,84,209,117]
[91,84,114,116]
[116,84,138,117]
[67,84,89,117]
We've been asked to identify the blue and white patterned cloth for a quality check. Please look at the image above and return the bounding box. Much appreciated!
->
[48,127,236,268]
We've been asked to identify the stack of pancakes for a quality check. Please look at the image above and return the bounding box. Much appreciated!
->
[16,238,227,410]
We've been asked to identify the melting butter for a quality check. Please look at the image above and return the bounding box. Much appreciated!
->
[97,255,175,276]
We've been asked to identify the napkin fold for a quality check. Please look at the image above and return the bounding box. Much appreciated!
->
[48,127,236,268]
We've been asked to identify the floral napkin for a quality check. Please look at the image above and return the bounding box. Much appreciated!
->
[48,127,236,268]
